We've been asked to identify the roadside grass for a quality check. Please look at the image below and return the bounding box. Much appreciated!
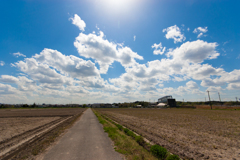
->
[93,109,158,160]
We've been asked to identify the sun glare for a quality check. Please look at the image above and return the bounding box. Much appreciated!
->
[100,0,137,14]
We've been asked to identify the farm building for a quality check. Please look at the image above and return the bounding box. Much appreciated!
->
[91,103,101,108]
[158,95,176,107]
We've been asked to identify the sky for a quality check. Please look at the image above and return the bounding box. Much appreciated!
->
[0,0,240,104]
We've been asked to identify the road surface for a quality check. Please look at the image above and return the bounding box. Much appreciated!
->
[38,108,123,160]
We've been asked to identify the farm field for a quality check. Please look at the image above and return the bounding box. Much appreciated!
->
[96,108,240,160]
[0,108,86,159]
[0,117,59,142]
[0,108,86,117]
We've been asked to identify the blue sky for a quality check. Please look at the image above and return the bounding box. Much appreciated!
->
[0,0,240,104]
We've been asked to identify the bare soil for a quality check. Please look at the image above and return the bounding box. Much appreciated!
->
[0,117,60,142]
[0,108,86,159]
[0,108,86,117]
[97,108,240,160]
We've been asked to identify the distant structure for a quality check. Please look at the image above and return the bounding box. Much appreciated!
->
[158,95,173,103]
[91,103,113,108]
[158,95,176,107]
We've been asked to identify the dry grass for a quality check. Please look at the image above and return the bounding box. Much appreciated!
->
[96,108,240,159]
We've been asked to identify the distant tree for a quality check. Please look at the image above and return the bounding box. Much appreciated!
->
[33,103,36,108]
[23,104,29,108]
[83,104,87,108]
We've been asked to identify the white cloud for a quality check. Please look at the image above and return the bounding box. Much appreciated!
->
[1,15,240,103]
[12,49,103,93]
[0,83,21,95]
[70,14,86,31]
[223,41,229,46]
[182,63,224,80]
[13,52,26,58]
[163,25,186,43]
[193,27,208,38]
[0,75,19,83]
[186,81,198,89]
[151,42,166,55]
[206,86,222,92]
[187,28,190,31]
[0,61,4,66]
[74,31,143,74]
[33,48,100,78]
[200,78,225,87]
[227,83,240,90]
[167,40,219,63]
[193,27,208,33]
[197,33,203,38]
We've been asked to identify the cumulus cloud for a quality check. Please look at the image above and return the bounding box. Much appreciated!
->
[9,48,121,101]
[74,31,143,74]
[0,75,19,83]
[0,83,20,94]
[12,48,103,92]
[108,39,224,94]
[33,48,100,78]
[0,61,5,66]
[13,52,26,58]
[163,25,186,43]
[151,42,166,55]
[70,14,86,31]
[201,69,240,87]
[200,78,226,87]
[227,83,240,90]
[186,81,198,89]
[193,27,208,38]
[167,40,219,63]
[206,86,222,92]
[1,15,239,103]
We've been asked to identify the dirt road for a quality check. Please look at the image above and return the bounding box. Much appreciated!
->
[38,108,123,160]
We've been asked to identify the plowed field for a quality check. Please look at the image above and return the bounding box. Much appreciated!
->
[0,108,86,159]
[96,108,240,160]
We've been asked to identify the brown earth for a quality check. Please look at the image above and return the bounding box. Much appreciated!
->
[195,105,240,110]
[0,108,86,117]
[97,108,240,160]
[0,108,86,159]
[0,117,60,142]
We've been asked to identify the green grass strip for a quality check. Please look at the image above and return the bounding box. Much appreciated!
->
[95,110,181,160]
[93,109,158,160]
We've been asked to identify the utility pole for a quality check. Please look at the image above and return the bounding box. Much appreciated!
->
[236,97,238,102]
[205,97,206,102]
[183,99,184,102]
[218,92,221,102]
[207,90,212,110]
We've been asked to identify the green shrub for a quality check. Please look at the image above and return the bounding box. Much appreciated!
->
[126,130,135,137]
[150,145,167,159]
[135,136,145,145]
[166,154,180,160]
[116,124,123,131]
[124,128,130,134]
